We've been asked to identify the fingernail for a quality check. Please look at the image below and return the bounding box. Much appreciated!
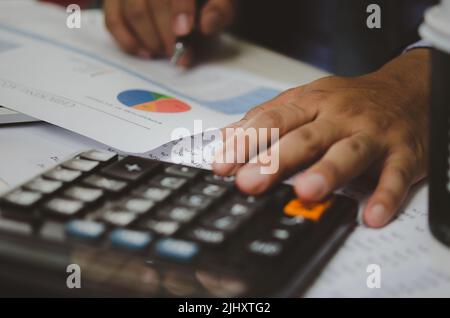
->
[137,49,151,59]
[295,173,328,200]
[174,13,191,36]
[203,10,221,34]
[367,204,389,227]
[237,165,268,193]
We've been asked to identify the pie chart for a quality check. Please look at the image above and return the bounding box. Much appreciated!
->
[117,89,191,113]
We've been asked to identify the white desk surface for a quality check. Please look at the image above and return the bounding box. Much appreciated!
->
[1,23,449,297]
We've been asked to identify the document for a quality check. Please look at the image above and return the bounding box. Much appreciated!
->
[305,183,450,298]
[0,1,288,153]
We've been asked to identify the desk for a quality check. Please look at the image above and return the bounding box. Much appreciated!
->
[0,10,449,298]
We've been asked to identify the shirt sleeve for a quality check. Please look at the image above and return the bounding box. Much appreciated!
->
[404,40,432,53]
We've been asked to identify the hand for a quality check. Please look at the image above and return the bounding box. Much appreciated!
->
[212,49,430,228]
[103,0,235,64]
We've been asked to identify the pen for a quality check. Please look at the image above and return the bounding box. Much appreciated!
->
[170,0,207,65]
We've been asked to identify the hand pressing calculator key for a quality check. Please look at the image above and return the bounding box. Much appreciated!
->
[0,150,357,297]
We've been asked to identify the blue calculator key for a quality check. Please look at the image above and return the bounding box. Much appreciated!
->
[109,229,152,251]
[65,220,105,240]
[155,238,199,262]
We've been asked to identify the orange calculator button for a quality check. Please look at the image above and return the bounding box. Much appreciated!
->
[283,198,334,221]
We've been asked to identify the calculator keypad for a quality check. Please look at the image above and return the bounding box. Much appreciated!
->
[0,150,357,297]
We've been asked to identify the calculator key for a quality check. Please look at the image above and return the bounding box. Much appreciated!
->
[151,175,187,190]
[283,198,333,221]
[102,156,160,182]
[177,194,212,210]
[157,206,198,223]
[25,178,63,194]
[202,215,243,232]
[155,238,199,262]
[248,240,283,257]
[3,189,42,207]
[187,227,225,245]
[109,229,152,251]
[83,175,127,193]
[44,168,82,183]
[192,183,227,198]
[233,193,269,208]
[65,220,105,241]
[120,197,155,214]
[165,165,200,179]
[44,198,84,218]
[204,174,235,186]
[64,186,104,203]
[63,158,99,172]
[101,209,138,227]
[140,219,180,236]
[80,150,118,164]
[279,216,307,227]
[133,186,171,202]
[39,221,66,242]
[229,203,253,216]
[271,229,291,241]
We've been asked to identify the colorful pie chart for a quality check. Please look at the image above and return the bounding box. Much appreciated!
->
[117,89,191,113]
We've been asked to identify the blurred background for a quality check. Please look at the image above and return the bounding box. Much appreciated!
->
[41,0,437,75]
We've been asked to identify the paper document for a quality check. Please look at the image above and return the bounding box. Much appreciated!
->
[0,1,288,153]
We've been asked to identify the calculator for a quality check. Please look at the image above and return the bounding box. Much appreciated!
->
[0,150,357,297]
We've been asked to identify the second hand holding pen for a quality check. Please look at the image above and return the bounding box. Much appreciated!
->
[170,0,208,65]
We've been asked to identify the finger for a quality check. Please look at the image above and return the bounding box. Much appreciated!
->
[171,0,196,36]
[200,0,235,35]
[104,0,141,55]
[149,0,175,56]
[294,132,383,201]
[235,119,344,194]
[221,86,306,132]
[123,0,162,55]
[363,151,416,228]
[213,98,317,176]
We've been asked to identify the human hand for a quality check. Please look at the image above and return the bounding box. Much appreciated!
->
[103,0,235,64]
[212,49,430,228]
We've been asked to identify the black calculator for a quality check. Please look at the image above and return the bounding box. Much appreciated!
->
[0,150,357,297]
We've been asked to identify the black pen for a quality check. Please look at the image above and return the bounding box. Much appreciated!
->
[170,0,207,65]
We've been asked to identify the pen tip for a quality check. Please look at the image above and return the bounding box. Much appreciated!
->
[171,42,185,66]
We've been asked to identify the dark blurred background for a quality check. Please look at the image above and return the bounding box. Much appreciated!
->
[42,0,437,75]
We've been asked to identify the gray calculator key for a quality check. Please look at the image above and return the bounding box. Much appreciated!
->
[151,175,187,190]
[4,189,42,207]
[248,240,283,257]
[101,209,137,227]
[157,206,198,223]
[204,174,235,186]
[44,198,84,218]
[165,165,200,179]
[188,227,225,245]
[83,175,127,193]
[44,168,82,183]
[121,197,155,214]
[177,194,212,209]
[134,186,171,202]
[192,183,227,198]
[80,150,117,163]
[140,219,180,236]
[63,158,99,172]
[25,178,63,194]
[64,186,104,203]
